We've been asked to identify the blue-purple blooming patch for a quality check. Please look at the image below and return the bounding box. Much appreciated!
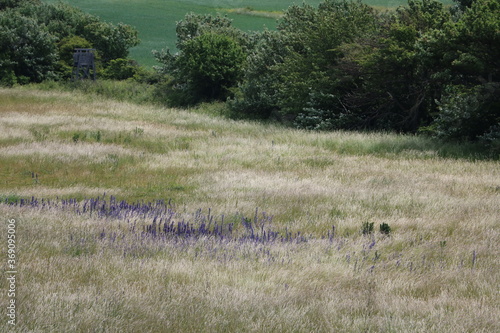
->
[4,195,317,244]
[2,195,479,272]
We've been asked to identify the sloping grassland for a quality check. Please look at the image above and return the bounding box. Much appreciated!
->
[0,88,498,332]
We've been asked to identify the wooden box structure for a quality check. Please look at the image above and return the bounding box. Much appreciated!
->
[73,48,96,81]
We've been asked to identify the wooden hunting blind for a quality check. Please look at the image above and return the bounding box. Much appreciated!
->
[73,48,96,81]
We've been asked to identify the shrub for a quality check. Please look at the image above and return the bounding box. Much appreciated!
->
[180,33,245,100]
[379,223,392,235]
[156,32,246,106]
[228,30,285,119]
[102,58,139,80]
[361,221,374,235]
[429,85,500,141]
[0,69,18,87]
[479,125,500,157]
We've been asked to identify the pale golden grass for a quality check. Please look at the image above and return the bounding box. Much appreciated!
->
[2,186,122,198]
[0,112,141,136]
[1,205,498,332]
[0,141,139,163]
[0,87,499,332]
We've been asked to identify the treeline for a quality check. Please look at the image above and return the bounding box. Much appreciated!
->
[154,0,499,148]
[1,0,499,149]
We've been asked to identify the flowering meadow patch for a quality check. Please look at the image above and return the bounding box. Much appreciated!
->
[4,195,320,245]
[3,192,498,333]
[3,194,486,273]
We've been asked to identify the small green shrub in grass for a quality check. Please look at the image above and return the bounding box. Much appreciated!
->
[379,222,392,235]
[361,221,374,235]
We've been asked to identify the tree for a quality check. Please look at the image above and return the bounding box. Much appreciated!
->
[177,33,245,101]
[174,13,249,50]
[351,0,453,132]
[229,30,287,119]
[0,9,57,85]
[81,21,139,63]
[154,13,249,105]
[229,0,498,144]
[0,0,38,10]
[231,0,378,128]
[420,0,500,141]
[278,1,377,122]
[25,2,140,63]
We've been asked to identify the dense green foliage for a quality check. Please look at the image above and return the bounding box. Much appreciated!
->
[231,0,380,123]
[174,33,245,102]
[228,0,499,146]
[0,8,58,84]
[0,0,139,84]
[153,14,250,105]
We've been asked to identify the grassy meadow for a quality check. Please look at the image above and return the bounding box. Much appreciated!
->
[43,0,454,67]
[0,86,499,332]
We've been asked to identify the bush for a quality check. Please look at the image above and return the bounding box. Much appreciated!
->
[154,13,249,106]
[294,91,363,130]
[102,58,139,80]
[0,69,18,87]
[361,221,374,235]
[228,30,285,119]
[379,223,392,235]
[430,85,500,141]
[479,125,500,157]
[0,0,32,10]
[180,33,245,100]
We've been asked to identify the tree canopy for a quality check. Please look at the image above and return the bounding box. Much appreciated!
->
[154,13,249,105]
[227,0,499,146]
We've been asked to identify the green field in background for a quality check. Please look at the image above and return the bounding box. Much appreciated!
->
[43,0,454,67]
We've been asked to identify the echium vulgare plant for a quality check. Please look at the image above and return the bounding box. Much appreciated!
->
[3,195,320,244]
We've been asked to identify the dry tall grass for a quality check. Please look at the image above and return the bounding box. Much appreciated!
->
[0,87,498,332]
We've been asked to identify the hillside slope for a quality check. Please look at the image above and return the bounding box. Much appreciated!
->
[0,87,498,332]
